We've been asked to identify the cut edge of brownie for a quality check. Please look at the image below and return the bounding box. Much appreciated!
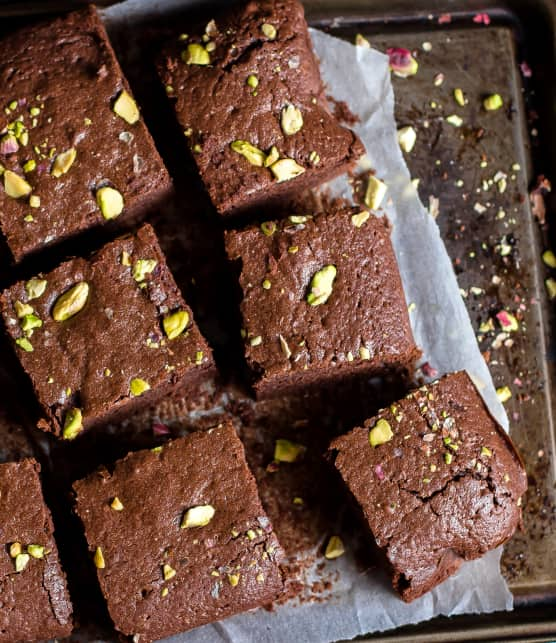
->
[326,370,527,602]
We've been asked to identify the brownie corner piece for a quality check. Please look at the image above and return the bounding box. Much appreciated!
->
[0,458,73,640]
[0,223,214,440]
[225,206,420,397]
[0,5,171,262]
[328,370,528,602]
[158,0,363,217]
[73,421,285,640]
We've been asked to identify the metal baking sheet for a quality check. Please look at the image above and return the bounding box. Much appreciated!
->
[0,1,554,641]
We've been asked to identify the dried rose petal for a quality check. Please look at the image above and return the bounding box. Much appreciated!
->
[152,422,170,436]
[530,175,551,225]
[520,61,532,78]
[473,13,491,25]
[421,362,439,378]
[387,47,418,78]
[496,310,519,332]
[438,13,452,24]
[374,464,385,481]
[0,134,19,155]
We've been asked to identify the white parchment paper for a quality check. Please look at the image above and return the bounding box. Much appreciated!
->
[102,6,514,639]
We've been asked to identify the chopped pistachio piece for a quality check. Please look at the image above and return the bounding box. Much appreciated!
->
[355,33,371,48]
[51,148,77,177]
[163,310,190,340]
[15,553,30,573]
[27,544,45,559]
[453,88,466,106]
[182,43,210,65]
[228,573,240,587]
[16,337,33,352]
[26,278,47,300]
[369,418,393,447]
[444,452,453,465]
[307,264,336,306]
[397,126,417,153]
[21,313,42,333]
[542,250,556,268]
[289,215,310,224]
[110,497,124,511]
[96,186,124,220]
[545,277,556,300]
[269,158,305,182]
[351,210,370,228]
[29,195,41,208]
[262,279,272,290]
[63,408,83,440]
[246,74,259,88]
[9,542,22,558]
[132,259,157,282]
[274,438,306,463]
[113,90,140,124]
[181,504,216,528]
[4,170,32,199]
[23,159,36,173]
[496,386,512,403]
[52,282,89,321]
[161,587,169,597]
[94,546,105,569]
[445,114,463,127]
[483,93,503,111]
[264,145,280,167]
[324,535,345,560]
[250,335,262,347]
[15,301,33,318]
[162,564,176,581]
[481,446,492,457]
[364,175,387,210]
[281,104,303,136]
[359,346,371,360]
[260,221,276,236]
[230,140,265,166]
[130,378,150,397]
[261,23,277,39]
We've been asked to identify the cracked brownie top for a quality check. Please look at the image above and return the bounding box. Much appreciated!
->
[158,0,363,216]
[328,370,527,602]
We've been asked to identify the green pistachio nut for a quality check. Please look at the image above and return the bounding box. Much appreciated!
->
[182,43,210,65]
[130,378,150,397]
[63,408,83,440]
[181,504,215,528]
[4,170,32,199]
[132,259,157,282]
[364,175,387,210]
[483,93,503,111]
[113,90,140,124]
[96,186,124,220]
[274,438,306,463]
[27,544,45,559]
[94,546,105,569]
[230,140,266,167]
[16,337,33,352]
[52,282,89,321]
[51,148,77,177]
[21,313,42,333]
[269,158,305,182]
[280,104,303,136]
[351,210,370,228]
[307,264,336,306]
[261,23,277,39]
[369,418,393,447]
[25,278,47,300]
[163,310,190,339]
[14,301,33,318]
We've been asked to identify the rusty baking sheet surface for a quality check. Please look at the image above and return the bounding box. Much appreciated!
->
[0,1,554,641]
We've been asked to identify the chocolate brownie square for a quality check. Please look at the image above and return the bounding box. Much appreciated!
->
[327,371,528,602]
[225,206,420,397]
[0,6,171,262]
[0,223,213,440]
[158,0,363,217]
[0,458,73,641]
[73,422,285,640]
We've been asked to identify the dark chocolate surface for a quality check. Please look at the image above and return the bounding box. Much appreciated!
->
[158,0,363,217]
[73,422,285,641]
[0,223,214,439]
[225,206,421,396]
[329,371,528,602]
[0,458,73,641]
[0,6,171,262]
